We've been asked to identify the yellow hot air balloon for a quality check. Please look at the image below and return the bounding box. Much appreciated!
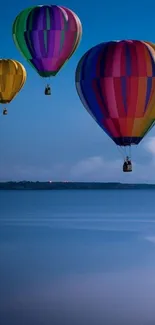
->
[0,59,26,115]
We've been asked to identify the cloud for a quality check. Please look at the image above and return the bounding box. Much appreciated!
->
[144,137,155,156]
[1,136,155,182]
[69,136,155,182]
[70,156,121,181]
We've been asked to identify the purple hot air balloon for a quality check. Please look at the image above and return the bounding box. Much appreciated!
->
[12,5,82,95]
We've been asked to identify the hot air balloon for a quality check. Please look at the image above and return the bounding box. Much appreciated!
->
[12,5,82,96]
[143,41,155,52]
[0,59,26,116]
[75,40,155,172]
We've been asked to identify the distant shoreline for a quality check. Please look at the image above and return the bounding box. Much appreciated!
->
[0,181,155,190]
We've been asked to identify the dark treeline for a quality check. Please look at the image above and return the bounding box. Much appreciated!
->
[0,181,155,190]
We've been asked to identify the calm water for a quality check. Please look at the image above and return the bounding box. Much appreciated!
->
[1,190,155,325]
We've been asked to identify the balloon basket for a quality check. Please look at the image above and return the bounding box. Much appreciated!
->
[44,85,51,95]
[3,108,8,115]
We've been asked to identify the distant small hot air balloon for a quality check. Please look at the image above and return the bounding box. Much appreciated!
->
[0,59,26,116]
[12,5,82,96]
[75,40,155,172]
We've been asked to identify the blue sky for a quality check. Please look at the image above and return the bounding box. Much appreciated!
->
[1,0,155,182]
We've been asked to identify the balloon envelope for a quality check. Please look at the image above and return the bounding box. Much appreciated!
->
[143,41,155,58]
[0,59,26,104]
[12,5,82,77]
[75,40,155,146]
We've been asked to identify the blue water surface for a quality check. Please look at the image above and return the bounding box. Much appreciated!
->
[0,190,155,325]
